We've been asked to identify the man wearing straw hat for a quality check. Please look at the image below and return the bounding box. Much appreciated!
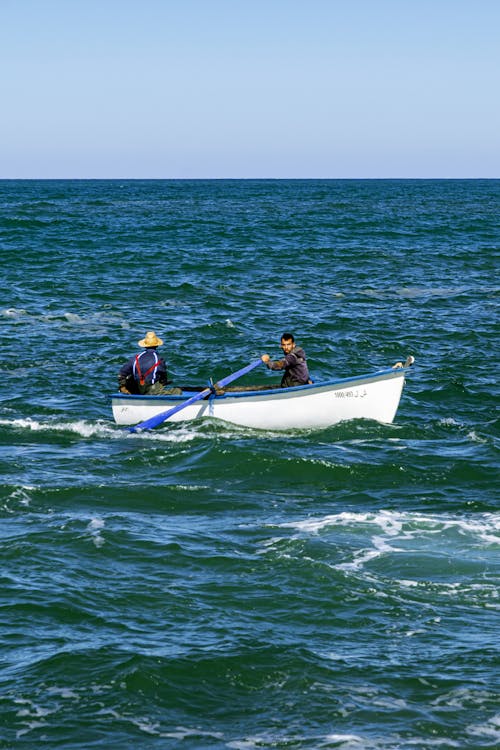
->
[118,331,181,395]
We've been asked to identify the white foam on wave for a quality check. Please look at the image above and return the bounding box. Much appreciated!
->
[170,484,209,491]
[128,418,289,443]
[230,732,458,749]
[87,517,104,531]
[439,418,487,444]
[466,713,500,743]
[278,509,500,546]
[1,416,123,440]
[338,534,402,572]
[3,486,35,510]
[64,312,86,324]
[129,424,204,443]
[161,726,224,741]
[440,417,461,427]
[15,704,51,718]
[14,698,53,739]
[270,509,500,576]
[2,306,128,330]
[280,510,404,536]
[227,735,367,750]
[87,517,105,547]
[467,430,486,443]
[94,714,224,742]
[2,413,283,444]
[323,733,366,745]
[2,307,29,318]
[46,686,80,699]
[431,686,497,709]
[396,286,468,299]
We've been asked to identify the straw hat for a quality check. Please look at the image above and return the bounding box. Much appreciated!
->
[138,331,163,348]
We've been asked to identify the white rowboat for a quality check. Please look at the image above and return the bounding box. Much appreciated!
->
[111,362,413,431]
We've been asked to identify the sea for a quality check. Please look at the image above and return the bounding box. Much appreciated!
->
[1,179,498,749]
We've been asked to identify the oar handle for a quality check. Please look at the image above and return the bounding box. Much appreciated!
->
[215,359,263,389]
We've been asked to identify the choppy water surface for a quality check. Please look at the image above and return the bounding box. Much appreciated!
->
[1,180,499,748]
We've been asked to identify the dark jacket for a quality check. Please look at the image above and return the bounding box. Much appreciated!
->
[266,345,310,388]
[118,348,168,394]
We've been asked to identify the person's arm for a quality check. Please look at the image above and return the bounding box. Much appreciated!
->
[261,353,294,371]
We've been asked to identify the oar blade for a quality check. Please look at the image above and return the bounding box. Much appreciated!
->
[128,388,210,432]
[128,358,263,433]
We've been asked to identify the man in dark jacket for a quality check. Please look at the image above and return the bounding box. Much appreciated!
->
[118,331,180,395]
[261,333,311,388]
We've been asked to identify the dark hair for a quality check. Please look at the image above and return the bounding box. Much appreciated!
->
[281,332,295,343]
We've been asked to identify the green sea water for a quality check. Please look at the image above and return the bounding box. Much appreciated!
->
[1,179,499,749]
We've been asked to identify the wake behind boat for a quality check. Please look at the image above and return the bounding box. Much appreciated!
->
[112,359,414,431]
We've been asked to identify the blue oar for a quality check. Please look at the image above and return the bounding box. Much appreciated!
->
[129,358,263,433]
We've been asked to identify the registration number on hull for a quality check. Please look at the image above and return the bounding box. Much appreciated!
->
[334,388,367,399]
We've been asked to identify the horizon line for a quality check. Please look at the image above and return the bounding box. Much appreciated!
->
[0,176,498,181]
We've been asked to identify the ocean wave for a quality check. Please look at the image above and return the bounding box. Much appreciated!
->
[276,509,500,546]
[264,510,500,588]
[2,179,499,749]
[0,417,118,439]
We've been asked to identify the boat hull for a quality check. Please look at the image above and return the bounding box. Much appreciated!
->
[111,367,408,431]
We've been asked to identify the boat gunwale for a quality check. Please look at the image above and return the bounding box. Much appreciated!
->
[110,365,409,403]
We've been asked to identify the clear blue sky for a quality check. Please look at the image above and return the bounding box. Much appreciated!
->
[1,0,499,178]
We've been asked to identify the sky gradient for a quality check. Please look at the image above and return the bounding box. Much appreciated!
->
[1,0,499,178]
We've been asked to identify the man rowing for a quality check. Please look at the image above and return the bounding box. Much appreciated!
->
[261,332,312,388]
